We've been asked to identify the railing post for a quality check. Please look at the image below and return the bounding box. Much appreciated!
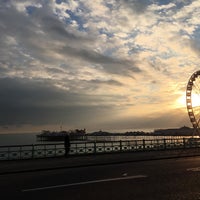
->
[135,140,138,150]
[94,141,96,154]
[183,138,186,149]
[54,144,57,157]
[163,139,166,149]
[111,141,114,152]
[7,147,10,160]
[75,143,78,155]
[120,140,122,152]
[32,144,34,159]
[44,144,46,158]
[143,139,145,150]
[19,146,22,159]
[85,142,87,154]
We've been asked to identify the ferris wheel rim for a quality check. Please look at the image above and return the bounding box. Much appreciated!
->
[186,70,200,134]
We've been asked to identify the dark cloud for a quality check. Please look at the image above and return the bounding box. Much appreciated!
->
[60,46,142,76]
[0,77,120,126]
[190,37,200,55]
[156,0,193,8]
[0,2,92,69]
[32,8,91,43]
[45,67,65,74]
[118,0,150,14]
[90,79,123,86]
[74,79,124,93]
[0,1,142,79]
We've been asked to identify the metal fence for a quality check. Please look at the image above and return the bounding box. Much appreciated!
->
[0,138,200,160]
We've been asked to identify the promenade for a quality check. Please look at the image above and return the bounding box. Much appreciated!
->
[1,148,200,175]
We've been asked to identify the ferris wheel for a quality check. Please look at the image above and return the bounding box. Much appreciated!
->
[186,70,200,135]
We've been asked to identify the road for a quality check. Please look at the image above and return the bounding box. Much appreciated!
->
[1,156,200,200]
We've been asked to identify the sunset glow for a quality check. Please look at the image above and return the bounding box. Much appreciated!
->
[1,0,200,133]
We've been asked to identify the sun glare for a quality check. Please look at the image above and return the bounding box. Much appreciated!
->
[191,93,200,107]
[176,94,186,108]
[176,93,200,108]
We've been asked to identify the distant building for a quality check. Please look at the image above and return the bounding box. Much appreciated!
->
[153,126,194,136]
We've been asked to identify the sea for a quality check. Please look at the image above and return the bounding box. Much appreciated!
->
[0,133,40,146]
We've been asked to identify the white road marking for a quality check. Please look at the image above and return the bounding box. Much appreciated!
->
[22,175,147,192]
[187,167,200,172]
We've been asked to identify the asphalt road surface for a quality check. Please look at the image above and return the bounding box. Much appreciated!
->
[1,156,200,200]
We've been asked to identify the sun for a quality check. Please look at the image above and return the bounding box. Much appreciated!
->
[176,93,186,108]
[176,93,200,109]
[191,93,200,107]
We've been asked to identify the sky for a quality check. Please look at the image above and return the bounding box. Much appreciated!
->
[0,0,200,134]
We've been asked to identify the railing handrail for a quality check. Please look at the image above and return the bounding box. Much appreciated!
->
[0,137,189,148]
[0,143,64,148]
[0,138,185,148]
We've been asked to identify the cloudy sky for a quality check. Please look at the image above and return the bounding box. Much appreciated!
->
[0,0,200,133]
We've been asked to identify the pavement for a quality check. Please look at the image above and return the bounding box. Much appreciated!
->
[1,148,200,175]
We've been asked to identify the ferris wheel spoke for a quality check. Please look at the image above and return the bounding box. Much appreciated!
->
[193,84,200,95]
[193,89,200,96]
[193,109,200,113]
[194,115,200,122]
[193,89,200,97]
[194,111,200,118]
[193,105,200,121]
[193,90,200,97]
[193,107,200,114]
[194,114,200,122]
[197,118,200,127]
[193,109,200,114]
[193,79,200,88]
